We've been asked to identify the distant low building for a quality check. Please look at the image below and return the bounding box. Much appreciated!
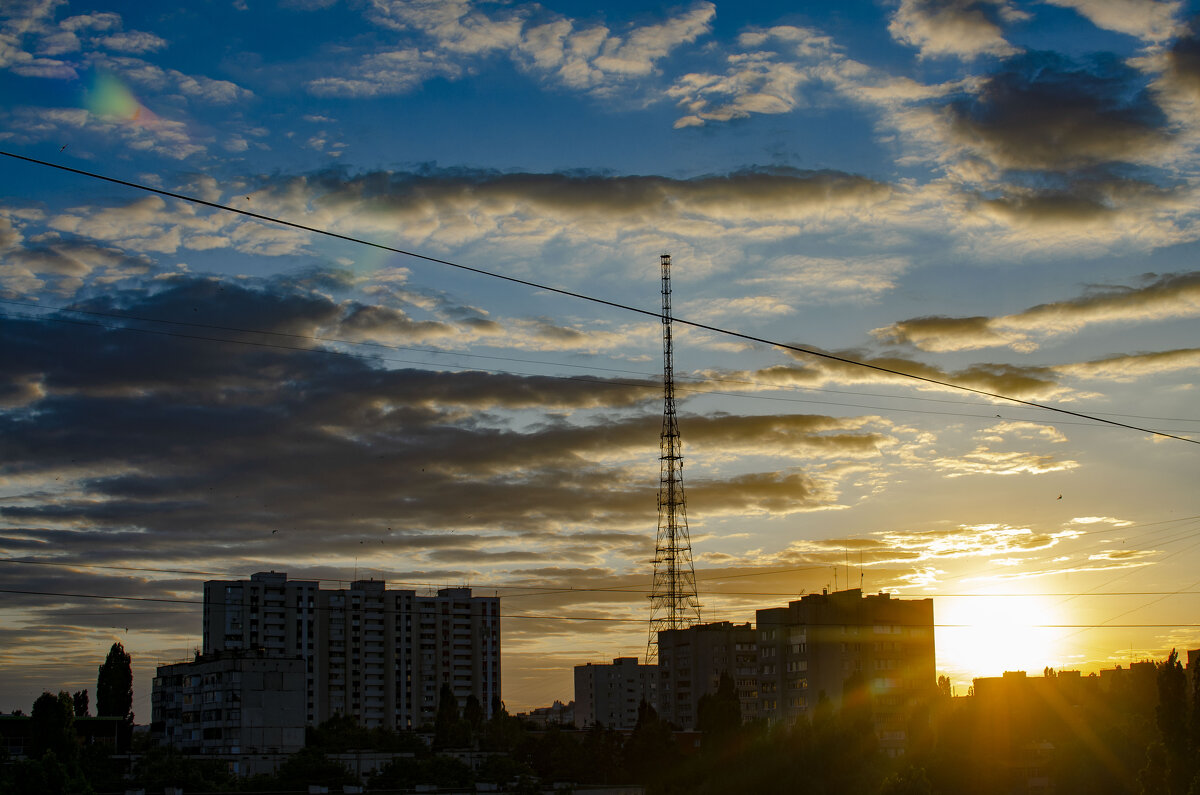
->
[151,648,306,755]
[575,657,657,729]
[519,699,575,728]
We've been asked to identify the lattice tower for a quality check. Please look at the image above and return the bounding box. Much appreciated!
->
[646,253,700,664]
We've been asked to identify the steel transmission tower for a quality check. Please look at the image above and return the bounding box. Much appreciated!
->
[646,253,700,664]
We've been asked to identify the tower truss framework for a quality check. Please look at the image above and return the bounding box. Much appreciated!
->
[646,253,700,664]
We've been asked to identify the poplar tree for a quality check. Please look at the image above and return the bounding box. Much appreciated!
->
[96,642,133,721]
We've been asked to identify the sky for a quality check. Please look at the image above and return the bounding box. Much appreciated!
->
[1,0,1199,719]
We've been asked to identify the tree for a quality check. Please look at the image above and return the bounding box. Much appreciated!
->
[880,765,933,795]
[71,690,89,718]
[271,748,356,791]
[30,691,76,759]
[96,642,133,720]
[434,683,469,748]
[625,701,680,786]
[1156,649,1192,795]
[697,671,741,746]
[464,693,485,730]
[1191,654,1200,759]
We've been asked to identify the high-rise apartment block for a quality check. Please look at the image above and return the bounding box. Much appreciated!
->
[755,588,934,754]
[656,621,758,729]
[151,649,306,755]
[197,572,500,730]
[644,589,934,752]
[574,657,658,729]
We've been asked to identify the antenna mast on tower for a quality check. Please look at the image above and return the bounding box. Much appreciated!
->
[646,253,700,664]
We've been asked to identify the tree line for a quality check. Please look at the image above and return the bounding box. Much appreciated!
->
[5,649,1200,793]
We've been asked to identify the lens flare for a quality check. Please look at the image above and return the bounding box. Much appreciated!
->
[86,72,156,125]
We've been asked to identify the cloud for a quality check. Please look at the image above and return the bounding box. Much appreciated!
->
[873,271,1200,351]
[98,30,167,54]
[1,104,206,159]
[99,56,253,103]
[2,4,171,80]
[244,166,893,255]
[937,51,1171,172]
[922,420,1081,476]
[307,48,462,97]
[669,49,811,127]
[888,0,1026,59]
[666,25,844,127]
[733,255,910,304]
[1,274,889,561]
[307,0,715,99]
[1043,0,1181,42]
[1055,347,1200,381]
[708,350,1066,401]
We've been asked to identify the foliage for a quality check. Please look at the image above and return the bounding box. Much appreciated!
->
[4,750,90,795]
[368,754,473,789]
[128,746,236,793]
[696,671,741,745]
[480,700,527,752]
[464,693,486,730]
[624,701,680,789]
[96,642,133,721]
[879,765,933,795]
[268,747,356,791]
[1156,649,1194,795]
[30,691,76,760]
[434,682,471,748]
[305,713,426,753]
[71,690,89,718]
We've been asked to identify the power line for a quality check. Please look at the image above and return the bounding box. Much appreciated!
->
[1,150,1195,445]
[7,295,1196,426]
[13,305,1192,435]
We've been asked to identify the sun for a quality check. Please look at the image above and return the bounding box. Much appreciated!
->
[936,593,1067,686]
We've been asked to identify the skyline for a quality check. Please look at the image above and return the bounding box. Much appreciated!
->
[2,0,1200,720]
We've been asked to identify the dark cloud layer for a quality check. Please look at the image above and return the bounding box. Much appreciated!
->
[945,51,1170,172]
[1,272,878,578]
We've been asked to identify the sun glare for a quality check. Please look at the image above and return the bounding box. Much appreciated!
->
[937,593,1066,685]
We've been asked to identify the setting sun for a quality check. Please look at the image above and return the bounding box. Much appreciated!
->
[936,594,1068,687]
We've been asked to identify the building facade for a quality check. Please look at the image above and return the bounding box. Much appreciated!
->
[574,657,658,729]
[656,621,758,729]
[198,572,501,729]
[151,649,306,755]
[755,588,935,753]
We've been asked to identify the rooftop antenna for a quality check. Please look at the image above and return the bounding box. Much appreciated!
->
[646,253,700,664]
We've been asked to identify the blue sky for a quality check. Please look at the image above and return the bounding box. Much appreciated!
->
[2,0,1199,716]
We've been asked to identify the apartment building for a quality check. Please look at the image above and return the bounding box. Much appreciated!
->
[574,657,658,729]
[755,588,935,754]
[656,621,758,729]
[196,572,500,730]
[151,649,306,755]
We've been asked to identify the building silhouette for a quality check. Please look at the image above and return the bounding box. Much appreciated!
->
[755,588,935,754]
[574,657,658,729]
[155,572,501,731]
[151,649,305,756]
[656,621,758,729]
